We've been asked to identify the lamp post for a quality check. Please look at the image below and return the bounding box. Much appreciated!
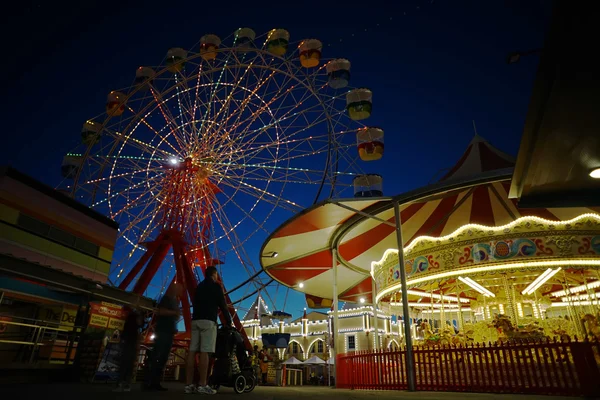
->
[332,247,339,388]
[393,200,416,391]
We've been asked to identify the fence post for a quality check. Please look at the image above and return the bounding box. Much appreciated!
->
[350,356,354,390]
[570,339,600,396]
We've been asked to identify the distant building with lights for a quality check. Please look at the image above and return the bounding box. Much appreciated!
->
[241,295,403,361]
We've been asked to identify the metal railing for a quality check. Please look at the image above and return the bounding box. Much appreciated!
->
[0,315,82,366]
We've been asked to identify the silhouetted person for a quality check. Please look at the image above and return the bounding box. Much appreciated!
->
[145,283,181,391]
[114,307,142,392]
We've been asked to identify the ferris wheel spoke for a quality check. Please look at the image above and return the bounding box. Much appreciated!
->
[108,126,181,159]
[226,102,341,156]
[216,176,301,212]
[205,69,281,147]
[213,132,330,165]
[215,59,306,145]
[207,193,266,277]
[202,57,274,138]
[96,170,166,208]
[174,74,197,146]
[148,86,190,151]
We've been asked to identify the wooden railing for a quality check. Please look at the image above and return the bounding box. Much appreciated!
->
[336,338,600,397]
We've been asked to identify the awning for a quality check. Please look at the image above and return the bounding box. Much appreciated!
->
[283,356,303,365]
[303,356,326,365]
[261,171,598,304]
[0,253,154,310]
[509,1,600,207]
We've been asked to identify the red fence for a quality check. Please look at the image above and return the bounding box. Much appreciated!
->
[337,338,600,396]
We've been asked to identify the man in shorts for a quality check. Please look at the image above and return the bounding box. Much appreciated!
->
[185,266,232,394]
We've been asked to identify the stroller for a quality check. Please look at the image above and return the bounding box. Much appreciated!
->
[209,326,256,394]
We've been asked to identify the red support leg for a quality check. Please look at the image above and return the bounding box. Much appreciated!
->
[175,268,192,333]
[118,240,160,291]
[173,242,195,331]
[132,241,172,295]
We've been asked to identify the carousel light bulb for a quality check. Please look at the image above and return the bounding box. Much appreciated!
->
[298,282,304,288]
[150,334,155,340]
[590,168,600,179]
[458,276,495,297]
[522,268,561,295]
[169,158,178,165]
[360,297,366,304]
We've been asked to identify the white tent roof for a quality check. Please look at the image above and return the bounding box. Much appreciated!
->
[303,356,326,365]
[282,356,303,365]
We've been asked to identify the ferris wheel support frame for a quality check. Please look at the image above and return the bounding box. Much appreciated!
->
[116,159,252,349]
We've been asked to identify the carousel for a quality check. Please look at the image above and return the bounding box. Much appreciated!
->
[260,134,600,351]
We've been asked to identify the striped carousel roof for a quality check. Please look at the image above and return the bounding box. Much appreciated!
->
[260,136,600,306]
[439,134,515,181]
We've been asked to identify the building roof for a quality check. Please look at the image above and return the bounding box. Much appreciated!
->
[292,311,328,323]
[242,295,272,325]
[0,166,118,229]
[509,2,600,207]
[0,253,154,310]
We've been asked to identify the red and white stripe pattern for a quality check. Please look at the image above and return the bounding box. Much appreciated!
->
[439,134,515,181]
[262,137,599,306]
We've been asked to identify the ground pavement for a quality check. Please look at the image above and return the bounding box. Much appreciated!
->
[0,383,584,400]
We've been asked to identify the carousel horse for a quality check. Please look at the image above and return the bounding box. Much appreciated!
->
[582,314,600,340]
[452,328,475,346]
[438,326,455,346]
[490,314,546,341]
[418,321,439,347]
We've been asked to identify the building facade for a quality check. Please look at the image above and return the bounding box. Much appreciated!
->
[0,167,117,283]
[241,296,403,361]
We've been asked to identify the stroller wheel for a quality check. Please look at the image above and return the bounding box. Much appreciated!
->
[233,375,246,394]
[244,375,256,393]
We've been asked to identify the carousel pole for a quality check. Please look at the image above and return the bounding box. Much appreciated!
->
[440,286,446,329]
[332,247,339,387]
[561,272,584,337]
[430,287,434,328]
[372,279,380,349]
[582,273,595,315]
[371,278,382,385]
[502,274,517,322]
[455,283,464,330]
[596,271,600,314]
[393,201,416,391]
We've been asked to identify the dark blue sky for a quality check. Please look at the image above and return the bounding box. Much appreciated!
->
[3,0,552,318]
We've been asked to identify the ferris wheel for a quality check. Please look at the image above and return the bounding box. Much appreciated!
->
[60,28,384,331]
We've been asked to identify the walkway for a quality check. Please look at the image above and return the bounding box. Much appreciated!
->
[0,383,582,399]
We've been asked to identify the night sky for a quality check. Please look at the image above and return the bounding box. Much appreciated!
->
[3,1,552,319]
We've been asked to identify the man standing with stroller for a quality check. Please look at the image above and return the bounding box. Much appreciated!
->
[185,266,232,395]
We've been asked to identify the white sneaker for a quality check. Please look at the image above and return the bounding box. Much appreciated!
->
[184,384,196,394]
[196,385,217,395]
[113,383,131,392]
